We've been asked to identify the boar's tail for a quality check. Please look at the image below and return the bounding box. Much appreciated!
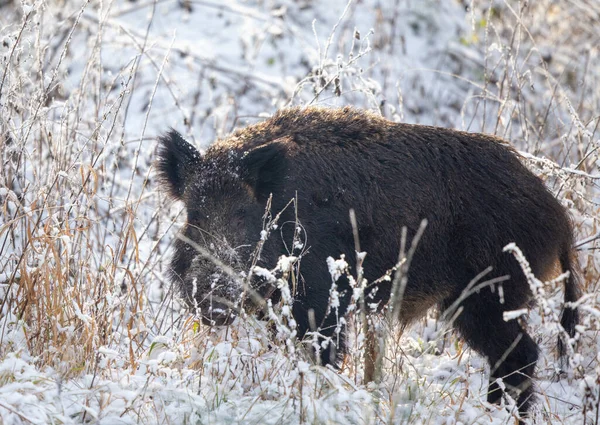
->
[557,247,581,357]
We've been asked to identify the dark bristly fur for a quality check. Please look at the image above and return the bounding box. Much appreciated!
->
[156,129,202,200]
[156,106,580,418]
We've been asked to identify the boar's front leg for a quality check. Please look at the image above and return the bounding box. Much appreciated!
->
[292,270,354,367]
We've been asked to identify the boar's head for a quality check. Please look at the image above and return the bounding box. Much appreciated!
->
[156,130,288,325]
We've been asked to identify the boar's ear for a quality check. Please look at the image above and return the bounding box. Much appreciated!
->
[156,129,201,201]
[241,140,288,201]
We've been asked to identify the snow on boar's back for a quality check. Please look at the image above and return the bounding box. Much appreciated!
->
[156,106,580,417]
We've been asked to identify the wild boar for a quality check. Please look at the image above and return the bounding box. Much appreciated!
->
[156,106,580,416]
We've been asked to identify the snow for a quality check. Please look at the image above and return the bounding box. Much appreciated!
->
[327,255,349,282]
[1,0,599,424]
[503,308,528,322]
[252,265,277,283]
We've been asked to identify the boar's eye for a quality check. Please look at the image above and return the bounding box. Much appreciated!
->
[231,208,247,229]
[187,210,208,227]
[234,207,247,220]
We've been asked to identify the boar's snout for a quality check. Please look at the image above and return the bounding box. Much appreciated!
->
[183,257,244,326]
[199,301,235,326]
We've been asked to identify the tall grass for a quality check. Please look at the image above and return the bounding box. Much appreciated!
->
[0,0,599,423]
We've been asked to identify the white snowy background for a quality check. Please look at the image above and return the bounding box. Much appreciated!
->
[0,0,599,424]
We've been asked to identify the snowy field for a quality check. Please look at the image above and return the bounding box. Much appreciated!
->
[1,0,599,423]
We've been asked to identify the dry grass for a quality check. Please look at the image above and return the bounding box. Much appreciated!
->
[0,0,599,423]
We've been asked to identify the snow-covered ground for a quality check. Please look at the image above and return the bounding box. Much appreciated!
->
[0,0,599,423]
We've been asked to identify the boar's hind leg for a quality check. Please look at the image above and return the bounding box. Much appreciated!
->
[444,290,538,417]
